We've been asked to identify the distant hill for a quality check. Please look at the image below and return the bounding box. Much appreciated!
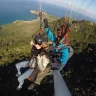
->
[0,13,96,66]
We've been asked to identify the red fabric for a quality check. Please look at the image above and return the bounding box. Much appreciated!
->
[64,27,70,37]
[64,33,68,38]
[57,30,63,37]
[61,24,66,29]
[63,27,70,45]
[63,39,70,45]
[27,77,31,81]
[66,28,70,33]
[39,12,42,16]
[61,24,66,32]
[57,24,70,45]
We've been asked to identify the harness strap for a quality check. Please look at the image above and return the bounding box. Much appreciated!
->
[57,23,70,45]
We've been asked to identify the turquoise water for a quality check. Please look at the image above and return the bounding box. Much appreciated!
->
[0,1,39,25]
[0,1,68,25]
[0,1,96,25]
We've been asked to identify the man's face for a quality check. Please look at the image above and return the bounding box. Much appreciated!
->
[34,43,42,49]
[33,41,48,50]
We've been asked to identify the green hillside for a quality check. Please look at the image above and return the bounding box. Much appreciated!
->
[49,18,96,53]
[0,15,58,66]
[0,16,96,66]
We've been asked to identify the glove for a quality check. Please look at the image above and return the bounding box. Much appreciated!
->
[50,51,61,57]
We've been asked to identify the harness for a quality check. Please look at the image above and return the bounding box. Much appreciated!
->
[45,44,74,61]
[57,23,70,45]
[59,45,74,59]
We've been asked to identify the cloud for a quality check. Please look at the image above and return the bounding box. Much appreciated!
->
[42,0,68,8]
[42,0,96,20]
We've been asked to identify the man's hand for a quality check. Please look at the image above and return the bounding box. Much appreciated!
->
[30,41,34,46]
[48,41,53,45]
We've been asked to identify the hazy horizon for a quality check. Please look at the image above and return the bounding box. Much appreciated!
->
[0,0,96,25]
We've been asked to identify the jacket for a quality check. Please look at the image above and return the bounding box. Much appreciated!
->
[45,28,69,65]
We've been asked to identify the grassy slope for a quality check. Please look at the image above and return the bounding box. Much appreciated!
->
[0,15,96,66]
[49,19,96,53]
[0,15,96,95]
[0,15,58,66]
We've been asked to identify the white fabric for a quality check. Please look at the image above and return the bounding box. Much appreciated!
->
[37,55,50,71]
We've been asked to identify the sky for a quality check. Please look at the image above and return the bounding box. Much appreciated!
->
[0,0,96,20]
[42,0,96,20]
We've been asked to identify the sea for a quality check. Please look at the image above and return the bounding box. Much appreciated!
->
[0,0,96,25]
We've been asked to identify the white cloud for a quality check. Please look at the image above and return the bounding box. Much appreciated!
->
[42,0,69,8]
[42,0,96,19]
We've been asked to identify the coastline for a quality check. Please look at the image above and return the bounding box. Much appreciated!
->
[30,10,47,15]
[12,10,42,24]
[0,10,40,26]
[0,10,57,26]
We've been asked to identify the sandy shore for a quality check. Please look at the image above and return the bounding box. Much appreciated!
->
[30,10,47,15]
[13,10,47,24]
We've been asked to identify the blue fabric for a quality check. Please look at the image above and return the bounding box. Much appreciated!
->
[45,28,68,65]
[16,61,34,86]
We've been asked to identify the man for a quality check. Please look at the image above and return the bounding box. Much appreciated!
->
[15,34,45,77]
[16,34,50,90]
[43,18,74,70]
[57,23,71,45]
[27,18,74,90]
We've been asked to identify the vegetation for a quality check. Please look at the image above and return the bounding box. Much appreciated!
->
[49,18,96,54]
[0,15,96,66]
[0,15,57,66]
[0,14,96,96]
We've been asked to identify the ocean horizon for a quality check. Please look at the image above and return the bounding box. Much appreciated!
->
[0,1,96,25]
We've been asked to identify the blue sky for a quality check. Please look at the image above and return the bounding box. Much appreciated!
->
[0,0,96,20]
[42,0,96,20]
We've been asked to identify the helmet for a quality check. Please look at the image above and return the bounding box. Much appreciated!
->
[34,34,43,45]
